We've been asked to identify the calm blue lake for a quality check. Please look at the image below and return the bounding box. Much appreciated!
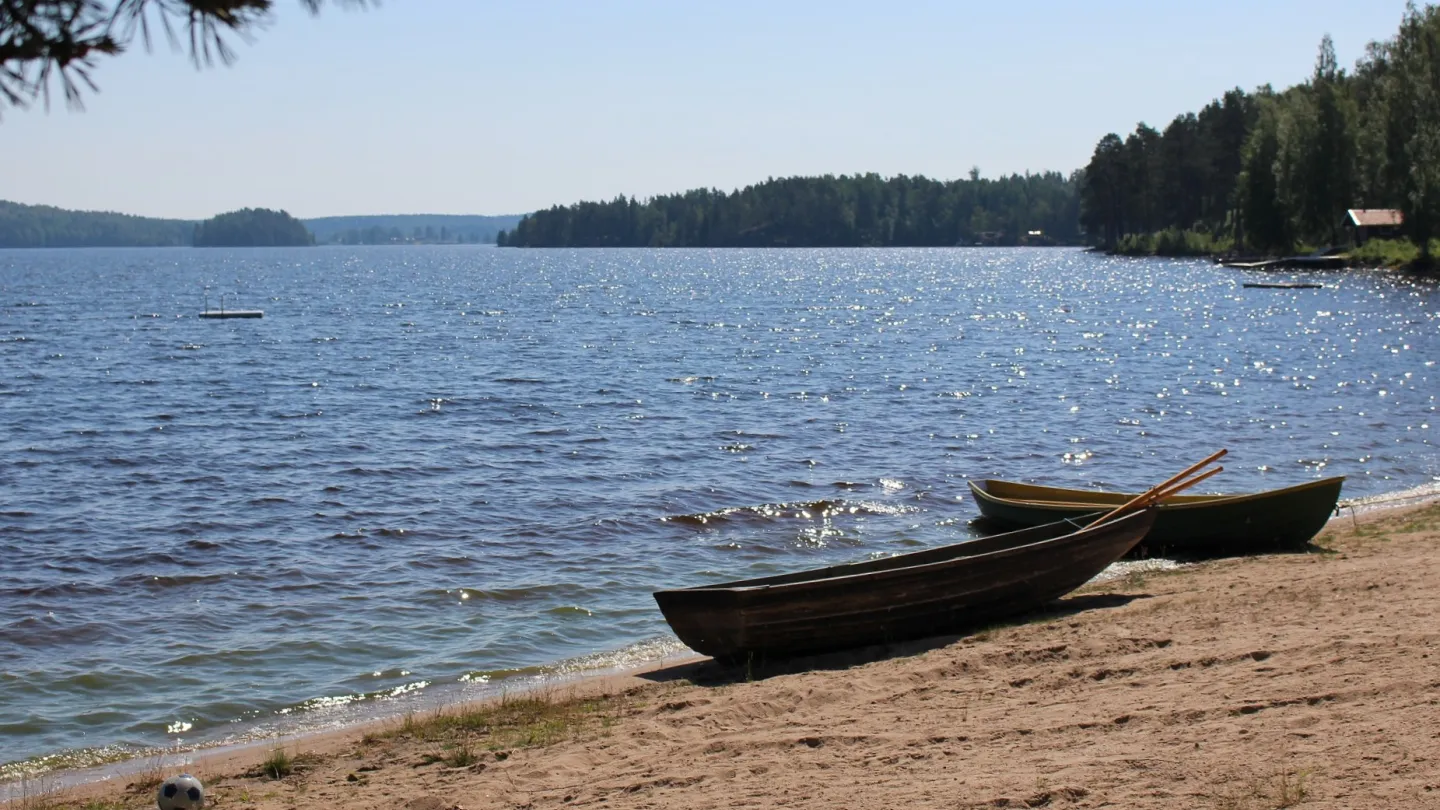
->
[1,246,1435,775]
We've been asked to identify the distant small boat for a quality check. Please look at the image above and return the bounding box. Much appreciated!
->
[653,509,1156,661]
[1243,282,1323,289]
[968,477,1344,557]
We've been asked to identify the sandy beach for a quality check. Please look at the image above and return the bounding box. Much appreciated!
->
[18,499,1440,810]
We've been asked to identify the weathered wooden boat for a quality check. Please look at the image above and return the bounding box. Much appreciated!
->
[968,477,1344,556]
[652,509,1156,661]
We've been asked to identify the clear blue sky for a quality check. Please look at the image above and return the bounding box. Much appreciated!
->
[0,0,1413,219]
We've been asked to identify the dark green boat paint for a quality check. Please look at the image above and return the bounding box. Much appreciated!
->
[968,477,1345,557]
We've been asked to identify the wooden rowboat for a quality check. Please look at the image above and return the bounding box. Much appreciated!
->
[968,477,1344,557]
[653,509,1156,662]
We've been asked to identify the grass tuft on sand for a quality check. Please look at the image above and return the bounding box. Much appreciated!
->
[376,688,631,754]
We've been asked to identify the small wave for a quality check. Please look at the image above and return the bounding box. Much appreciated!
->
[544,605,594,617]
[664,498,916,526]
[10,581,113,598]
[275,678,432,716]
[0,744,141,784]
[441,584,587,603]
[137,573,230,590]
[1340,481,1440,513]
[460,665,547,683]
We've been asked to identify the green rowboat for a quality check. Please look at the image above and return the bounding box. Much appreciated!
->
[968,476,1344,557]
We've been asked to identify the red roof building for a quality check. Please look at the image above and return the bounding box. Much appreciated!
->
[1346,209,1403,243]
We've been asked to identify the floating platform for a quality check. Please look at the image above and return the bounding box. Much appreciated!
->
[199,310,264,319]
[1242,282,1323,289]
[1220,255,1347,270]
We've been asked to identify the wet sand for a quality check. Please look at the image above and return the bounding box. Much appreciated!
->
[20,499,1440,809]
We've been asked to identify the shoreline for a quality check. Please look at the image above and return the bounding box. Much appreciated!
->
[7,481,1433,792]
[8,486,1439,808]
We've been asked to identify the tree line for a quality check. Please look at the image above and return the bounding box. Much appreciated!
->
[307,214,520,245]
[497,171,1082,248]
[0,200,193,247]
[192,208,314,247]
[1080,2,1440,259]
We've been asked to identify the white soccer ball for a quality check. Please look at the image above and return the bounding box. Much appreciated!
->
[156,773,205,810]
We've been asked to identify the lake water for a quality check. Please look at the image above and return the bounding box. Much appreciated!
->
[1,246,1436,778]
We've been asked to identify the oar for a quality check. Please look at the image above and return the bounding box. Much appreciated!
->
[1147,464,1225,504]
[1088,449,1227,526]
[1088,465,1221,526]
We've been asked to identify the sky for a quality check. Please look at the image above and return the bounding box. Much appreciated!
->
[0,0,1415,219]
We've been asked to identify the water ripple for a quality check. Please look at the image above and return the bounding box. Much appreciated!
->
[0,246,1435,776]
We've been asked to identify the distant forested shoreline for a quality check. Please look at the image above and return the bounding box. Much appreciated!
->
[0,200,194,248]
[0,202,520,249]
[497,172,1080,248]
[193,208,313,247]
[1078,4,1440,264]
[306,214,521,245]
[8,3,1438,264]
[499,4,1440,267]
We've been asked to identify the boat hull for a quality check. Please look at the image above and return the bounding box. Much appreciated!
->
[653,510,1154,661]
[968,477,1344,557]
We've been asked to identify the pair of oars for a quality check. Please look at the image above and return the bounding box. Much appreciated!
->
[1088,448,1228,526]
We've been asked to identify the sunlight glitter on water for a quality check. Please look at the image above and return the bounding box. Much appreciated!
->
[0,246,1435,776]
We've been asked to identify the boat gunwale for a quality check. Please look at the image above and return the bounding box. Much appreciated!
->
[969,476,1346,513]
[657,511,1149,596]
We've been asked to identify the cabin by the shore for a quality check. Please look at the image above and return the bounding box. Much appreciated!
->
[1347,209,1403,244]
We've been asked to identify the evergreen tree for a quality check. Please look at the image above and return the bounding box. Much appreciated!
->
[1385,2,1440,258]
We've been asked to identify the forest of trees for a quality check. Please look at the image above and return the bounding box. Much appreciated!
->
[0,203,517,248]
[1080,3,1440,260]
[0,200,193,247]
[307,214,521,245]
[192,208,315,247]
[497,171,1081,248]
